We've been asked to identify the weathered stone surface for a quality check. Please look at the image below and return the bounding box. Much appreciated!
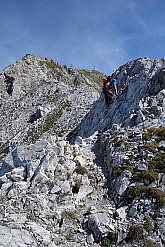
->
[0,225,37,247]
[88,212,114,241]
[158,140,165,149]
[116,206,128,222]
[0,55,165,246]
[113,170,132,197]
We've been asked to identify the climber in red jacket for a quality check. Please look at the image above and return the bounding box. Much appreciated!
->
[102,76,118,106]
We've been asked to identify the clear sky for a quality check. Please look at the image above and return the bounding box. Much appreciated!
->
[0,0,165,74]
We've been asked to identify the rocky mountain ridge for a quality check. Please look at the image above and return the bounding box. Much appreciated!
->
[0,54,165,247]
[0,54,104,146]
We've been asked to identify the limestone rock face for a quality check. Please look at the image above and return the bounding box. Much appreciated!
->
[0,55,165,246]
[69,57,165,141]
[0,54,103,145]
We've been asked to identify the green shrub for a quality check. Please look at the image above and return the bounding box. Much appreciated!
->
[0,141,9,154]
[75,179,82,190]
[144,141,158,152]
[108,232,118,243]
[27,103,70,144]
[64,145,67,154]
[148,153,165,172]
[113,137,128,148]
[65,232,74,240]
[142,126,165,142]
[144,218,153,233]
[145,239,156,247]
[155,126,165,142]
[126,184,147,198]
[133,170,158,183]
[72,148,78,158]
[61,210,76,220]
[75,165,88,175]
[142,128,157,141]
[0,141,9,160]
[153,210,160,218]
[58,157,65,165]
[101,232,118,246]
[125,184,147,204]
[126,184,165,206]
[114,165,135,177]
[41,60,61,70]
[147,187,165,206]
[101,238,111,247]
[128,225,144,243]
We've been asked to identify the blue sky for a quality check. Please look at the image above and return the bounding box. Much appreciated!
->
[0,0,165,74]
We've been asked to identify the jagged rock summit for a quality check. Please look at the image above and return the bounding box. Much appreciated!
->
[0,54,165,247]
